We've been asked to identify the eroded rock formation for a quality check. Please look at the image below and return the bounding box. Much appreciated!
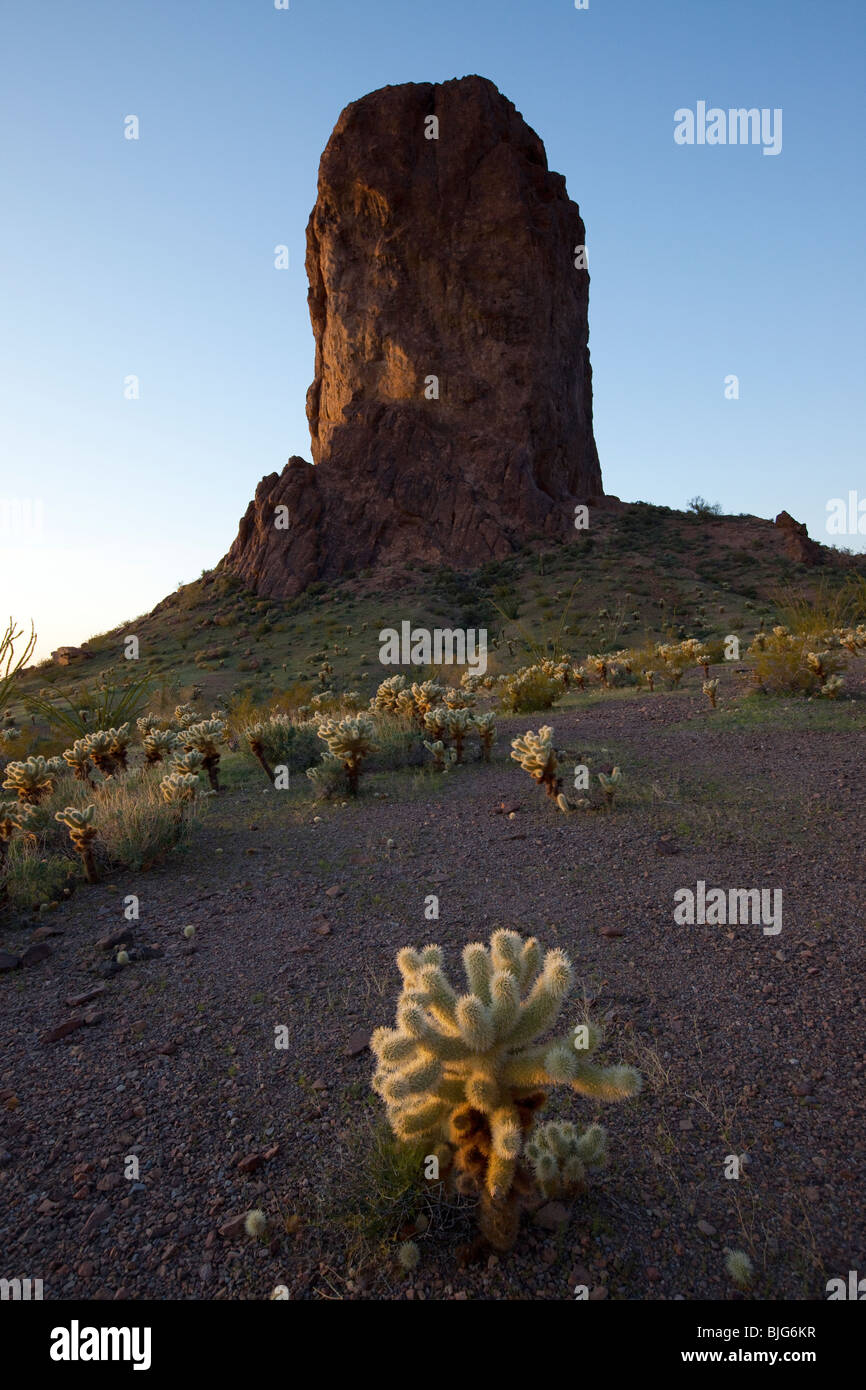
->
[225,75,603,596]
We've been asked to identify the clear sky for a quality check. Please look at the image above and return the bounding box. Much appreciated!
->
[2,0,864,660]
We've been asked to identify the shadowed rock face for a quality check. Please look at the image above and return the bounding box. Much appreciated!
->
[225,75,603,597]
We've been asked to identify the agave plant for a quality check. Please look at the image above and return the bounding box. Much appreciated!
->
[54,804,99,883]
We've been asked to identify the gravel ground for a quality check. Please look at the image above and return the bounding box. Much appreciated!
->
[1,682,864,1301]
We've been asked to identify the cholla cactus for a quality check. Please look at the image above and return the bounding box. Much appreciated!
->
[0,727,21,746]
[245,720,276,782]
[178,719,226,791]
[643,669,655,692]
[702,678,719,709]
[82,730,118,777]
[423,739,455,771]
[317,660,333,689]
[587,655,609,688]
[510,726,561,800]
[137,713,163,737]
[62,738,94,784]
[143,728,178,765]
[160,771,200,814]
[316,715,377,795]
[394,688,418,722]
[821,674,844,699]
[2,756,56,805]
[170,749,205,776]
[54,804,99,883]
[597,767,622,806]
[106,723,131,771]
[422,705,449,743]
[572,666,586,690]
[371,930,641,1251]
[410,681,446,719]
[805,650,830,681]
[474,712,497,762]
[525,1120,607,1199]
[834,624,866,655]
[444,708,473,763]
[724,1248,754,1291]
[397,1240,420,1272]
[442,686,475,710]
[173,703,200,730]
[371,675,406,713]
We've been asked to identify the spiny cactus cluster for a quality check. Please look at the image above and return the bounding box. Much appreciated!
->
[160,771,201,812]
[2,755,56,805]
[422,739,455,772]
[316,715,377,795]
[525,1120,607,1199]
[510,726,561,800]
[169,749,205,776]
[54,804,99,882]
[62,738,94,783]
[143,728,178,764]
[176,719,226,791]
[371,674,407,714]
[174,703,201,729]
[371,930,641,1250]
[474,711,497,762]
[80,724,131,776]
[702,678,719,708]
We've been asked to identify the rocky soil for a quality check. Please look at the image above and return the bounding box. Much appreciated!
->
[1,683,864,1301]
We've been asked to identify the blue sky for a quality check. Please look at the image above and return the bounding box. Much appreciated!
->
[2,0,864,659]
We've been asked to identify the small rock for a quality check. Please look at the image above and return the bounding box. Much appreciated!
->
[96,927,133,951]
[21,942,52,966]
[31,924,64,941]
[533,1201,570,1231]
[600,926,624,939]
[311,1078,328,1092]
[41,1017,86,1044]
[218,1213,247,1239]
[346,1028,371,1057]
[237,1153,264,1174]
[82,1202,112,1239]
[65,985,106,1008]
[697,1220,717,1237]
[0,952,21,973]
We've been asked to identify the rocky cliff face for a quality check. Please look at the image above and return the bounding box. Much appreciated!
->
[225,75,603,597]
